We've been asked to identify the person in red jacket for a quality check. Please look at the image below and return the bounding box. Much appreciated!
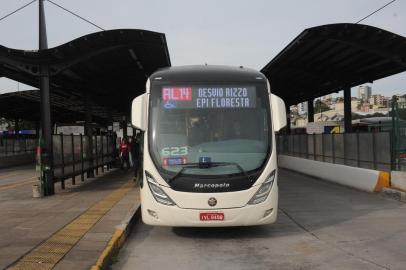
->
[119,137,131,170]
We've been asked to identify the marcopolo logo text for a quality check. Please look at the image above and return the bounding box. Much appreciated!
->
[194,183,230,189]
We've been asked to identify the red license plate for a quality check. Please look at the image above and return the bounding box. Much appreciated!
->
[200,212,224,221]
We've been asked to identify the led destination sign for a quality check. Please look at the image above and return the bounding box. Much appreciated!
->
[162,86,256,109]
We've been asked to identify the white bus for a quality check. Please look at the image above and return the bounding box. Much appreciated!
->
[132,65,286,227]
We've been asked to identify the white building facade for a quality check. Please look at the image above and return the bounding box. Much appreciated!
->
[358,85,372,102]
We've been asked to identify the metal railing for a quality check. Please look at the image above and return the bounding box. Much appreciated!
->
[0,136,37,157]
[390,98,406,171]
[277,132,392,172]
[52,134,117,189]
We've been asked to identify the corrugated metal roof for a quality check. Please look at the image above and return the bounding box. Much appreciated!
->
[0,90,123,124]
[261,23,406,105]
[0,29,171,122]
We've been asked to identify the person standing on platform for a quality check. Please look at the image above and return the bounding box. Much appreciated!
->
[131,134,141,180]
[119,137,131,170]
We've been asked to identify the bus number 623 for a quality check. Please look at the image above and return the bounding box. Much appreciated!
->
[161,146,188,156]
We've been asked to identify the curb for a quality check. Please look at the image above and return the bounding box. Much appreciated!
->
[278,155,390,193]
[381,187,406,203]
[90,204,141,270]
[374,171,390,192]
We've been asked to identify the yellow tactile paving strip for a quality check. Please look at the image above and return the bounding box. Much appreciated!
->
[8,179,134,270]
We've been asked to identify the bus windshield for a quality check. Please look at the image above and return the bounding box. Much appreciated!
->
[149,83,271,178]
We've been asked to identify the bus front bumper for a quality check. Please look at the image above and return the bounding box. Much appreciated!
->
[141,186,278,227]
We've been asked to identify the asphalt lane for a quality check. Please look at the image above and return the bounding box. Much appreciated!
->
[113,169,406,270]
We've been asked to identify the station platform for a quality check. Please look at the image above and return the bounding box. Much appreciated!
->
[0,164,139,270]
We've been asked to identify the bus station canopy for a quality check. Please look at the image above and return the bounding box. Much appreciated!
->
[0,90,122,124]
[2,24,406,122]
[261,23,406,105]
[0,29,171,122]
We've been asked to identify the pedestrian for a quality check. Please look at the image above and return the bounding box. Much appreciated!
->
[128,137,134,167]
[131,134,141,179]
[119,137,131,170]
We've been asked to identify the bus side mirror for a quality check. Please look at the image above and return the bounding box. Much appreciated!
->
[131,94,147,131]
[271,94,287,132]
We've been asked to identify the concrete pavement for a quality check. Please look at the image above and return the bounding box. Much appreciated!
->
[0,165,140,270]
[0,164,37,187]
[113,169,406,270]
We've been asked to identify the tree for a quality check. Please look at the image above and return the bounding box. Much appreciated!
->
[397,109,406,120]
[0,118,11,130]
[0,118,35,132]
[357,103,362,110]
[389,108,406,119]
[389,96,406,120]
[314,99,330,113]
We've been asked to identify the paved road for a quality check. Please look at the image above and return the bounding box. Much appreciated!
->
[113,169,406,270]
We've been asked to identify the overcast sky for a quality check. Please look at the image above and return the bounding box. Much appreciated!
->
[0,0,405,98]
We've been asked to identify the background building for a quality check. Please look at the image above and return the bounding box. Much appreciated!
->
[334,100,359,111]
[395,94,406,109]
[369,94,387,107]
[298,101,308,115]
[358,85,372,102]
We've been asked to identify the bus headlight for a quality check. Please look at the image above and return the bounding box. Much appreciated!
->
[146,171,176,206]
[248,170,276,205]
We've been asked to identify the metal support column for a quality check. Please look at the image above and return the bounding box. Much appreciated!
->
[84,93,94,178]
[344,86,352,133]
[35,120,40,136]
[71,134,76,184]
[80,134,84,181]
[108,109,114,170]
[285,104,291,134]
[14,118,19,155]
[14,119,19,135]
[122,116,128,139]
[39,0,54,195]
[307,99,314,123]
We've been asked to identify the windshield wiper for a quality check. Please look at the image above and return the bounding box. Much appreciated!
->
[167,163,201,183]
[168,162,252,184]
[211,162,253,183]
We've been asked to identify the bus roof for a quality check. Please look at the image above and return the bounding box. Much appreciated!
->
[150,65,267,83]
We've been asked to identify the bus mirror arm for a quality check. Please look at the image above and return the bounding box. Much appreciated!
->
[271,94,287,132]
[132,94,147,131]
